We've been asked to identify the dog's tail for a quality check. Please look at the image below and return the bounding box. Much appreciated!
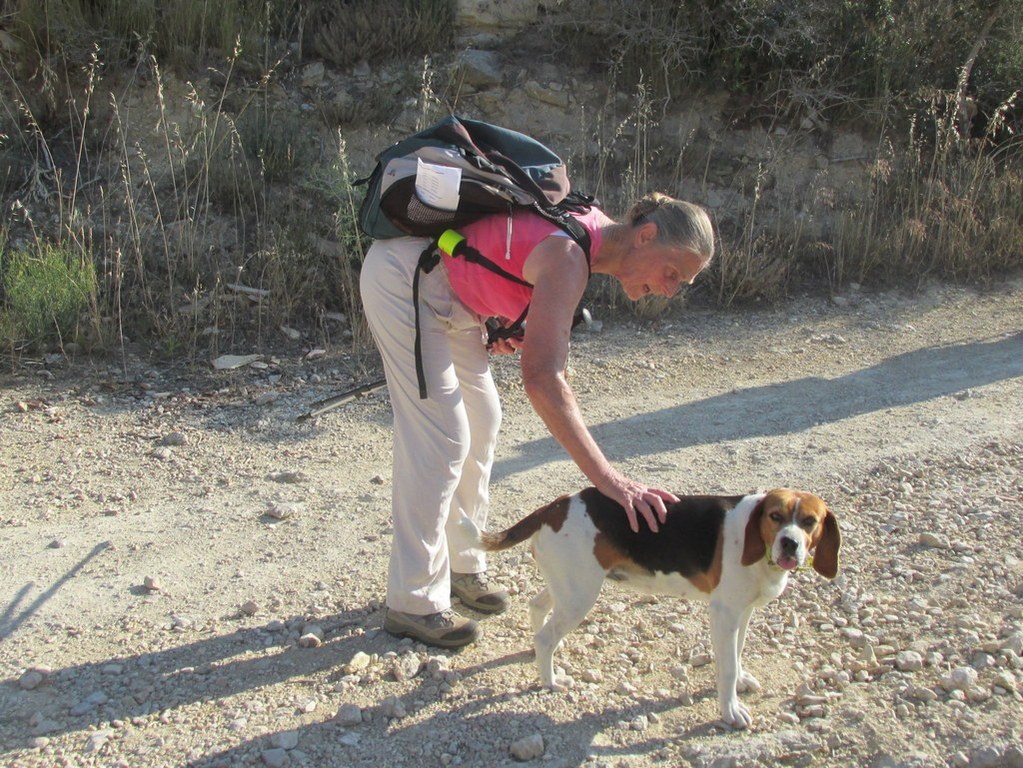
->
[458,495,570,552]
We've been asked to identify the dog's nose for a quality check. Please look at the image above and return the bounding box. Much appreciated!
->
[780,537,798,556]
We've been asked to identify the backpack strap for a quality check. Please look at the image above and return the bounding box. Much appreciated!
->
[438,230,533,288]
[412,242,441,399]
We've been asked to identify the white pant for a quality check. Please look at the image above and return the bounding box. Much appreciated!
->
[360,237,501,614]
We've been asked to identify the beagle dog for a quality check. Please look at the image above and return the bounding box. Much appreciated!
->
[459,488,840,728]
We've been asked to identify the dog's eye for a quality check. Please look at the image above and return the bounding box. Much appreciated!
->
[769,512,785,523]
[800,518,817,529]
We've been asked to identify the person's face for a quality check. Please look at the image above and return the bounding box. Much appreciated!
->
[618,223,706,300]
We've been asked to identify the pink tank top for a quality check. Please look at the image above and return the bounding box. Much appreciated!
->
[442,207,609,321]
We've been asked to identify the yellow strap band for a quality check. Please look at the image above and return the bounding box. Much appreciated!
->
[437,229,465,256]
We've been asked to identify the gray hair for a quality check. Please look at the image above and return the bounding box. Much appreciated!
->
[626,192,715,265]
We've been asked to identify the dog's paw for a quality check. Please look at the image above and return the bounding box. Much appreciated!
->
[719,699,753,730]
[737,670,762,694]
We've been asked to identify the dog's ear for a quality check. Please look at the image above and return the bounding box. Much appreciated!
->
[741,498,767,566]
[812,508,841,579]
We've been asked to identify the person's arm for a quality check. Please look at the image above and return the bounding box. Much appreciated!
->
[518,237,677,532]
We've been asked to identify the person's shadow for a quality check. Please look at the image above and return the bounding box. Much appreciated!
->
[1,603,725,766]
[494,331,1023,479]
[0,605,380,748]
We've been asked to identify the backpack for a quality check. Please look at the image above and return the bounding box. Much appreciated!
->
[357,114,594,244]
[356,115,597,398]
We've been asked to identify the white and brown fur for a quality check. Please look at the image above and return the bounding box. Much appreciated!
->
[459,487,841,728]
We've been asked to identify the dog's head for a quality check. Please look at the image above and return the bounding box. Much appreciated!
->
[741,489,841,578]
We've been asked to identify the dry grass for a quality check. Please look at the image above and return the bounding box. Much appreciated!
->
[0,0,1021,363]
[830,92,1023,290]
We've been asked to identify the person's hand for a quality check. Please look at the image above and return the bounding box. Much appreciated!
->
[487,336,524,355]
[597,471,678,533]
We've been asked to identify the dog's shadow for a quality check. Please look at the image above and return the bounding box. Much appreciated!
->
[179,648,730,768]
[176,628,742,767]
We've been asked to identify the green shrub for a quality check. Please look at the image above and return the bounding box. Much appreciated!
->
[0,241,98,351]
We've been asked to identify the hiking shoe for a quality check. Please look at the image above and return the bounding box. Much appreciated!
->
[383,608,479,648]
[451,571,510,614]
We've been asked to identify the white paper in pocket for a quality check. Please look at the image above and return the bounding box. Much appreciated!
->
[415,158,461,211]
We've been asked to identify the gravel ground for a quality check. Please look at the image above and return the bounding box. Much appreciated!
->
[1,278,1022,768]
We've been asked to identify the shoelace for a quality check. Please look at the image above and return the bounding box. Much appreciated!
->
[469,574,489,589]
[432,609,457,627]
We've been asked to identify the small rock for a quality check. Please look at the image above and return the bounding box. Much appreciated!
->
[85,729,114,754]
[967,686,992,703]
[629,715,649,731]
[298,633,322,649]
[213,354,263,370]
[392,654,421,681]
[896,651,924,672]
[906,686,939,702]
[509,733,545,761]
[143,575,162,592]
[267,501,303,520]
[336,703,363,726]
[240,601,259,617]
[992,671,1018,693]
[919,532,949,549]
[380,696,406,719]
[268,471,306,484]
[261,747,289,768]
[157,432,187,447]
[72,691,109,716]
[1001,633,1023,655]
[345,651,372,673]
[18,669,46,690]
[944,666,979,691]
[271,730,299,750]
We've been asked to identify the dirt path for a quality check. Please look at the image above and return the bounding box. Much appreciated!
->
[2,278,1022,768]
